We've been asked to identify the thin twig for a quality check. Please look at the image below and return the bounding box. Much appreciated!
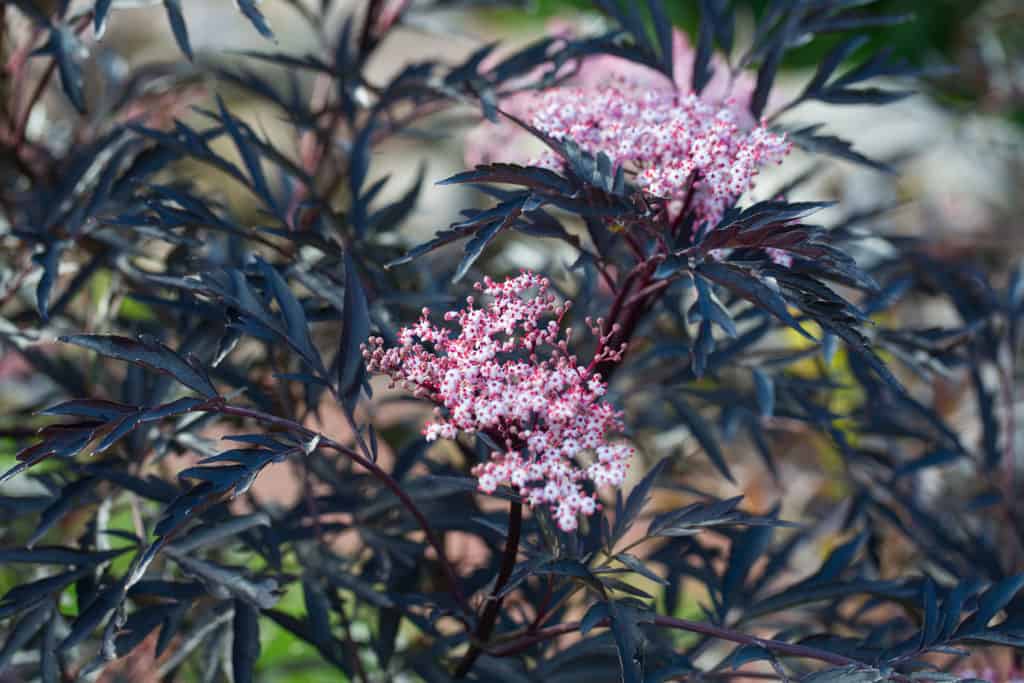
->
[488,615,863,668]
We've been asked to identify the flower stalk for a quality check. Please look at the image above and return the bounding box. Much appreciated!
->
[453,499,524,678]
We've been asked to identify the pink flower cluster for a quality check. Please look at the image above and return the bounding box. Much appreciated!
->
[465,26,767,169]
[363,272,633,532]
[530,79,791,227]
[465,26,792,228]
[956,668,1024,683]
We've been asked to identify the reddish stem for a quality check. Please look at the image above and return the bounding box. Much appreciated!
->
[671,171,700,238]
[453,499,523,677]
[528,577,554,632]
[591,262,657,380]
[488,615,862,668]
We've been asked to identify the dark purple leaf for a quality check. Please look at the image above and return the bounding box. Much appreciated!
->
[0,604,51,670]
[670,397,733,483]
[257,259,325,375]
[236,0,274,39]
[164,0,193,60]
[337,252,370,400]
[0,547,127,566]
[698,263,813,340]
[232,599,262,683]
[61,334,218,398]
[60,580,126,651]
[786,124,895,174]
[753,368,775,417]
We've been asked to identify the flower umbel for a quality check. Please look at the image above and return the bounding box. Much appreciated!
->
[531,79,791,227]
[363,271,633,532]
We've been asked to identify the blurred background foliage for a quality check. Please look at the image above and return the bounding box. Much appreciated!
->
[493,0,1024,124]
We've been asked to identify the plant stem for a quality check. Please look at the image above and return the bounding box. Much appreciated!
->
[209,401,468,611]
[488,615,861,668]
[453,499,523,678]
[593,263,657,380]
[527,577,554,631]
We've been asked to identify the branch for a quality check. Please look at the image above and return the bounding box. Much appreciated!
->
[488,615,862,668]
[453,499,523,677]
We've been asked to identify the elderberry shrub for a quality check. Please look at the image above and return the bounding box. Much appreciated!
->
[0,2,1021,682]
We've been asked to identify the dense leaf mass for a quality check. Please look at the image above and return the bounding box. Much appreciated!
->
[0,1,1020,683]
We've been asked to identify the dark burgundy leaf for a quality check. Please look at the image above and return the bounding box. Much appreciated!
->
[164,0,193,60]
[337,252,370,400]
[61,334,218,398]
[232,599,262,683]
